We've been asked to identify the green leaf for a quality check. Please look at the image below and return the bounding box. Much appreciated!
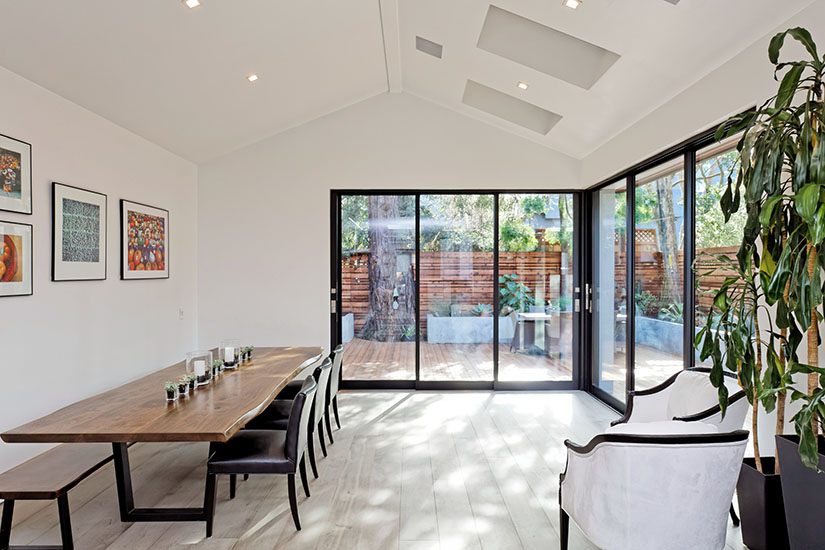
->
[769,27,819,65]
[812,204,825,246]
[765,244,793,305]
[795,183,821,223]
[759,196,783,227]
[775,64,805,108]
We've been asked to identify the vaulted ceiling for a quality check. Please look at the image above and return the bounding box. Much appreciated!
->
[0,0,816,162]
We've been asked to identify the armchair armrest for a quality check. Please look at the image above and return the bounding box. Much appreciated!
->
[673,390,748,431]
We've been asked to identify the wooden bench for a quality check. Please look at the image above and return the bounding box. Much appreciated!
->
[0,443,117,550]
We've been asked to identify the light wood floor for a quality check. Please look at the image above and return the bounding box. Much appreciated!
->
[1,392,745,549]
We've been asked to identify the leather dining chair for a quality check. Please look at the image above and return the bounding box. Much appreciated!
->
[326,344,344,432]
[206,376,317,533]
[246,357,333,478]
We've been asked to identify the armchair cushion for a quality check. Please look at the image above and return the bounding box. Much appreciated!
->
[666,371,720,420]
[606,420,718,436]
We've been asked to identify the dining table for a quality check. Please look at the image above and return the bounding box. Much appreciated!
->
[1,346,324,529]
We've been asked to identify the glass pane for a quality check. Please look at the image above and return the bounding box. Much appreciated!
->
[633,159,685,390]
[592,182,627,401]
[498,194,575,381]
[341,195,416,380]
[695,141,744,367]
[420,194,494,381]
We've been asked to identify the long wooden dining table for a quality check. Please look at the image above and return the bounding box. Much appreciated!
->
[1,346,324,532]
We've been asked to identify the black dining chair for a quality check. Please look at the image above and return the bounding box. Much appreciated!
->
[246,357,332,478]
[326,344,344,432]
[206,375,317,533]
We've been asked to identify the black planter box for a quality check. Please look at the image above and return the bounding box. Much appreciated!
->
[737,457,789,550]
[775,434,825,550]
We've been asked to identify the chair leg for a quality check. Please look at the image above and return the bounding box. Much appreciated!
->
[0,499,14,549]
[229,474,237,500]
[560,507,569,550]
[299,456,311,498]
[287,474,301,531]
[57,493,74,550]
[318,420,328,457]
[308,434,319,479]
[333,395,341,430]
[729,502,740,527]
[325,412,334,445]
[204,473,217,538]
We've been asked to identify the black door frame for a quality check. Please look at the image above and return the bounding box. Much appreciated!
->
[331,189,583,392]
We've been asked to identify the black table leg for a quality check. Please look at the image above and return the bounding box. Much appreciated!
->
[111,443,210,530]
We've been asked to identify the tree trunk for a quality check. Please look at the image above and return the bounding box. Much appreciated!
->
[359,196,415,342]
[655,178,681,303]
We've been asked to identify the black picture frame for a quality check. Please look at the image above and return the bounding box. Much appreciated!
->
[0,133,33,215]
[0,219,33,297]
[52,182,108,282]
[120,199,169,280]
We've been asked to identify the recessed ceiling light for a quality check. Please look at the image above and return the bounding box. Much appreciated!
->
[517,81,529,90]
[247,74,259,82]
[183,0,200,8]
[563,0,581,9]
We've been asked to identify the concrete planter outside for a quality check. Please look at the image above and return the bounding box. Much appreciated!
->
[426,314,515,344]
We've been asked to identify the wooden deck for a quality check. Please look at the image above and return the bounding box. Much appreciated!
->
[342,338,573,382]
[343,338,683,390]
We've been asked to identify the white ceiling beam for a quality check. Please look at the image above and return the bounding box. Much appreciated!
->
[379,0,402,93]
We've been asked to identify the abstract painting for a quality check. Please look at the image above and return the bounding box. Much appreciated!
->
[0,220,33,297]
[52,182,107,281]
[121,199,169,280]
[0,134,32,215]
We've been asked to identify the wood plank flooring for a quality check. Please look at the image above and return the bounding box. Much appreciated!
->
[1,392,745,549]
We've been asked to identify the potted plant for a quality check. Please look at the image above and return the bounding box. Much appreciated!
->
[164,382,177,402]
[187,373,196,392]
[211,359,222,377]
[702,26,825,549]
[470,303,493,317]
[177,378,188,398]
[247,346,254,359]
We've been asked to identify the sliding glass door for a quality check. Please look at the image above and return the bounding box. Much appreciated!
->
[334,190,580,389]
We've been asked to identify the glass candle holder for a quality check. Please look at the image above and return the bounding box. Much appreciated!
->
[221,339,241,369]
[187,350,213,387]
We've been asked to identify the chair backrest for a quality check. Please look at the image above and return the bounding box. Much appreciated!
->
[561,431,748,550]
[666,368,742,421]
[328,344,344,400]
[312,357,333,424]
[285,376,317,463]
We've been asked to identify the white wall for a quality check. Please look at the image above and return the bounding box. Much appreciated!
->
[581,1,825,186]
[0,66,198,473]
[197,92,580,350]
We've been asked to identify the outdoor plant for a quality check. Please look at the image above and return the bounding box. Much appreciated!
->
[700,27,825,471]
[634,289,660,318]
[499,274,535,313]
[658,301,684,324]
[399,325,415,341]
[470,303,493,317]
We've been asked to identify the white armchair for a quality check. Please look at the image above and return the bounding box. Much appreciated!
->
[559,430,749,550]
[611,367,748,433]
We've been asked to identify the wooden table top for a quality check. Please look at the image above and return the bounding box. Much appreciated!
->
[1,347,324,444]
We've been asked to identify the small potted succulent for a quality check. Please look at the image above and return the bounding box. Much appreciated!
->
[164,382,177,402]
[177,378,188,398]
[247,346,254,359]
[187,373,196,392]
[211,359,222,377]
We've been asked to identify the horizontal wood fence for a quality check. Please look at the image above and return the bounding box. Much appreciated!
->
[341,245,739,337]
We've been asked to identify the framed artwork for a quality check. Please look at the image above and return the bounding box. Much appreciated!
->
[0,133,32,215]
[0,220,33,297]
[52,182,107,281]
[121,199,169,280]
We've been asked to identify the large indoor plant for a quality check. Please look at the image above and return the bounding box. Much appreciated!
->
[701,26,825,549]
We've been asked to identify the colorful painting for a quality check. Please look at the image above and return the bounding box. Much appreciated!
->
[121,200,169,280]
[0,220,32,297]
[52,182,107,281]
[0,134,32,215]
[0,148,22,199]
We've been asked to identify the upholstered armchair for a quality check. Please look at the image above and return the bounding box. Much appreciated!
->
[611,367,748,433]
[559,429,749,550]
